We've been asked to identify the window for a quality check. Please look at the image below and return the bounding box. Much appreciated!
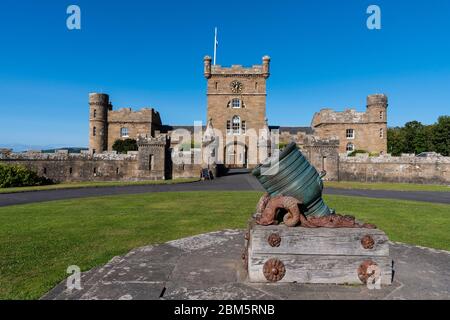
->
[380,111,384,120]
[231,98,241,109]
[43,168,47,175]
[149,155,154,170]
[346,129,355,139]
[379,128,384,138]
[93,167,97,174]
[346,143,355,152]
[215,82,218,90]
[120,127,129,137]
[255,82,258,90]
[69,167,73,175]
[232,116,241,134]
[93,109,97,118]
[241,120,246,134]
[93,126,96,136]
[226,120,231,134]
[116,168,119,174]
[93,149,96,154]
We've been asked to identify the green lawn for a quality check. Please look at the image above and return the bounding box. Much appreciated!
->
[0,191,449,299]
[0,178,199,194]
[325,181,450,192]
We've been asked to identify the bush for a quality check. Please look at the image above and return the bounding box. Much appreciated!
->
[347,149,368,157]
[112,139,138,154]
[0,164,53,188]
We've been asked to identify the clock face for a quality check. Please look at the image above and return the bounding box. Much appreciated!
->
[230,80,244,93]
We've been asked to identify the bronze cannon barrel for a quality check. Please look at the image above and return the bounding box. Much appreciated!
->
[252,142,334,217]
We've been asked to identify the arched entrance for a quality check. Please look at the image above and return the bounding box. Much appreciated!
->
[224,141,247,168]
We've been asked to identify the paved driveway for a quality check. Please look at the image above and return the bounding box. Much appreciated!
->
[0,172,449,207]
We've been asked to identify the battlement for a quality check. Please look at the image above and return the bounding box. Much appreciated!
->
[367,94,388,107]
[108,107,160,123]
[312,108,367,126]
[204,55,270,79]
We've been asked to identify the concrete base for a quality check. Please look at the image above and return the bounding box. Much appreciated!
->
[42,230,450,300]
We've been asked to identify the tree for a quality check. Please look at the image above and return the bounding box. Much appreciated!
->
[387,116,450,156]
[431,116,450,156]
[387,127,405,156]
[403,121,429,154]
[112,138,138,154]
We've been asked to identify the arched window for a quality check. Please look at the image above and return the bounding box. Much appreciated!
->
[93,127,96,136]
[346,143,355,152]
[232,116,241,134]
[231,98,241,109]
[120,127,129,137]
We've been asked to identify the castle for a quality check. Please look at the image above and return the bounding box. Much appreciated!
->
[2,56,448,184]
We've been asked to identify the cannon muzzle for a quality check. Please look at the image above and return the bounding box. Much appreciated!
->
[252,142,334,217]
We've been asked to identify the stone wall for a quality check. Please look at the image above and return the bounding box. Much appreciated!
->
[171,151,203,179]
[301,137,340,181]
[0,150,142,182]
[339,154,450,184]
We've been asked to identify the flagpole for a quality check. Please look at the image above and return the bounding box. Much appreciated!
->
[213,27,217,65]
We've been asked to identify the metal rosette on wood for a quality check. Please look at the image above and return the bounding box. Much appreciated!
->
[263,258,286,282]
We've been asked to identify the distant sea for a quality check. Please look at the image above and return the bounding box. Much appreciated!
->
[0,144,88,153]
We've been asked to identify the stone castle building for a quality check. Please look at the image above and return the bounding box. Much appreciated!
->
[89,93,162,153]
[3,55,448,184]
[311,94,388,154]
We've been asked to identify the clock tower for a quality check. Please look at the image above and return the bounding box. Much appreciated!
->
[203,55,271,168]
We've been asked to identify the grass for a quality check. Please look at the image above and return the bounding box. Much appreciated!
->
[325,181,450,192]
[0,191,449,299]
[0,178,199,194]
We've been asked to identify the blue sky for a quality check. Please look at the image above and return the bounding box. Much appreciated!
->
[0,0,449,147]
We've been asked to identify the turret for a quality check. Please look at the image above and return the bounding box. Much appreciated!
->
[89,93,109,153]
[204,55,212,79]
[366,94,388,123]
[262,55,271,79]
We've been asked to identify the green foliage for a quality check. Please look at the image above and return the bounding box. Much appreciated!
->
[277,142,288,150]
[388,116,450,156]
[112,138,138,154]
[431,116,450,156]
[0,164,52,188]
[347,149,368,157]
[180,141,201,151]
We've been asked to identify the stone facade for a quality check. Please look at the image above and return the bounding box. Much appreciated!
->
[89,93,162,154]
[204,55,270,168]
[311,94,388,154]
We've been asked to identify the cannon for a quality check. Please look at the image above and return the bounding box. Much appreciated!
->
[252,142,334,218]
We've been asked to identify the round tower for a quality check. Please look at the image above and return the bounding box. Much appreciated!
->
[89,93,109,154]
[366,94,388,123]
